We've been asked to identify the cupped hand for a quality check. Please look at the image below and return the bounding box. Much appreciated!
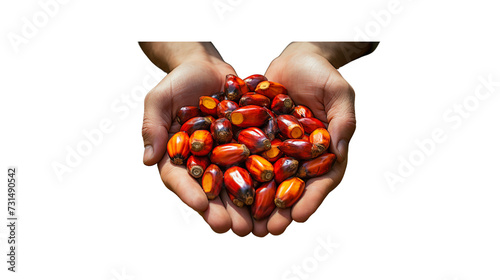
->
[142,59,237,233]
[252,45,357,236]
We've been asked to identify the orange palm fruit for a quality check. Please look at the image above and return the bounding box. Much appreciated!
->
[230,105,270,127]
[201,164,223,200]
[186,155,210,179]
[210,143,250,166]
[228,192,245,208]
[245,155,274,182]
[277,115,304,139]
[180,116,213,135]
[255,81,287,100]
[262,116,279,141]
[243,74,268,92]
[167,131,191,165]
[292,105,314,119]
[224,74,249,101]
[224,166,255,205]
[279,139,322,160]
[239,93,271,108]
[271,94,295,114]
[199,96,220,117]
[309,128,331,153]
[275,177,305,208]
[210,118,233,145]
[216,100,239,119]
[251,180,277,220]
[297,153,336,179]
[176,106,202,125]
[298,117,326,134]
[273,157,299,184]
[211,91,225,101]
[189,130,213,156]
[261,139,283,162]
[237,127,271,154]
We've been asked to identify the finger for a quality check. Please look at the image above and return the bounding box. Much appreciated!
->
[267,207,292,235]
[252,218,270,237]
[158,155,209,212]
[142,89,172,166]
[220,190,253,237]
[199,197,232,234]
[325,78,356,164]
[291,158,347,223]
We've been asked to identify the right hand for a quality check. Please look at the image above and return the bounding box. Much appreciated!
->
[142,58,236,233]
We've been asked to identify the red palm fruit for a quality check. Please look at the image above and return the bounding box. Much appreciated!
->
[180,116,213,135]
[239,93,271,108]
[251,180,277,220]
[176,106,202,125]
[271,94,295,114]
[224,74,249,101]
[309,128,331,153]
[237,127,271,154]
[255,81,287,99]
[261,139,283,162]
[210,143,250,166]
[292,105,314,119]
[244,74,268,92]
[211,91,225,101]
[275,177,305,208]
[216,100,239,119]
[273,157,299,184]
[228,192,245,208]
[186,155,210,179]
[189,130,213,156]
[201,164,223,200]
[245,155,274,182]
[230,105,270,127]
[277,115,304,139]
[224,166,255,205]
[167,131,191,165]
[297,153,336,179]
[298,117,326,134]
[210,118,233,145]
[199,96,220,117]
[262,116,279,141]
[279,139,322,160]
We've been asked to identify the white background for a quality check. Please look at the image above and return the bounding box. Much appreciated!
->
[1,0,499,279]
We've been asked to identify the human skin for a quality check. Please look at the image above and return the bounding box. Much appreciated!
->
[139,41,377,236]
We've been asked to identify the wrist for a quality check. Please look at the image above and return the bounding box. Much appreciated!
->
[140,42,226,73]
[280,42,378,68]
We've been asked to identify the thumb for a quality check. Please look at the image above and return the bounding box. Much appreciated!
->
[142,90,171,166]
[326,79,356,164]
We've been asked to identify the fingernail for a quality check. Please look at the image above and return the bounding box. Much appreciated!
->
[143,145,154,163]
[336,139,348,163]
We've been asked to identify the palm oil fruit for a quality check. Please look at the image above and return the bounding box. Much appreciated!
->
[297,153,336,179]
[224,74,249,101]
[167,131,191,165]
[251,180,277,220]
[224,166,255,206]
[275,177,305,209]
[245,155,274,182]
[237,127,271,154]
[202,164,223,200]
